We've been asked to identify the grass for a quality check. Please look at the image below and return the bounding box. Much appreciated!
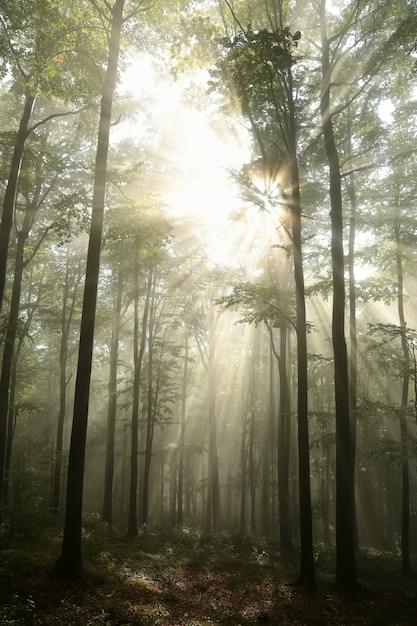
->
[0,513,416,625]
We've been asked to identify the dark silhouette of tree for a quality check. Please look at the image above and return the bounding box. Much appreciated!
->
[207,301,221,530]
[177,332,189,528]
[319,0,358,591]
[51,254,84,513]
[102,270,124,525]
[54,0,126,579]
[127,262,152,537]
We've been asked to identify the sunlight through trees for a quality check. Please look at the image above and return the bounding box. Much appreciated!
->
[1,0,417,595]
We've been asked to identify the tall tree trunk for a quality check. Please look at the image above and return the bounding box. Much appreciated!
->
[240,393,248,534]
[170,447,178,528]
[177,333,189,528]
[290,148,316,590]
[247,336,258,534]
[3,345,17,507]
[346,120,358,547]
[347,126,357,441]
[261,338,275,537]
[54,0,125,578]
[3,264,42,503]
[128,264,152,536]
[158,452,166,526]
[207,304,220,530]
[261,343,274,537]
[276,325,291,553]
[320,0,358,591]
[103,270,123,524]
[52,276,70,514]
[394,204,413,576]
[52,257,82,513]
[0,93,35,313]
[141,272,157,525]
[249,401,256,534]
[0,204,34,506]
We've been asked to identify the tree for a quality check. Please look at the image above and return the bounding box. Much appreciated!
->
[0,124,87,507]
[177,331,189,528]
[128,261,152,536]
[315,0,417,588]
[141,250,181,527]
[2,261,47,504]
[54,0,126,579]
[394,208,413,577]
[213,2,316,587]
[364,89,417,572]
[51,252,84,513]
[319,0,358,591]
[206,298,221,530]
[102,269,124,525]
[0,0,103,314]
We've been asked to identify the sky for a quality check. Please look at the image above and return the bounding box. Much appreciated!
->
[118,53,252,267]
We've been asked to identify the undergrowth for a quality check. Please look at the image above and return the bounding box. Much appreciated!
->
[0,512,416,625]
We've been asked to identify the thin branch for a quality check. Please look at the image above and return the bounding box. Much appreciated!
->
[27,104,94,135]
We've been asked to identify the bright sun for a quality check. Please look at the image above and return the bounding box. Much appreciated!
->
[119,53,252,266]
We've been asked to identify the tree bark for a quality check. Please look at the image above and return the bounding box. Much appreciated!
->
[249,399,256,534]
[289,124,316,592]
[141,271,157,526]
[102,270,123,524]
[207,304,221,530]
[3,280,37,504]
[0,198,35,506]
[0,93,35,313]
[320,0,358,591]
[240,392,248,534]
[128,264,152,536]
[277,325,291,552]
[261,343,274,537]
[346,120,359,548]
[51,256,82,513]
[177,333,189,528]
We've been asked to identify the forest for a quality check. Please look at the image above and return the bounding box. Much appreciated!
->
[1,0,417,624]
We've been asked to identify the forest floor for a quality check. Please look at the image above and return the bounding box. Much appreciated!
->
[0,513,416,625]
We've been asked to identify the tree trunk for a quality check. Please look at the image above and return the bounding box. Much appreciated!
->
[0,93,35,313]
[394,205,413,576]
[276,325,291,553]
[177,333,188,528]
[346,121,358,547]
[170,447,178,528]
[141,272,157,526]
[54,0,125,579]
[261,344,274,536]
[103,270,123,524]
[240,398,248,534]
[0,204,34,506]
[52,257,82,513]
[3,264,41,503]
[52,281,70,514]
[249,401,256,534]
[320,0,358,591]
[207,304,220,530]
[128,264,152,536]
[290,154,316,589]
